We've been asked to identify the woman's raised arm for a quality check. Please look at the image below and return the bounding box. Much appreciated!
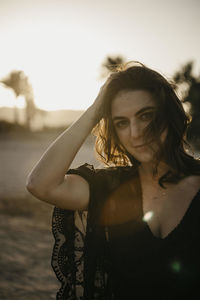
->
[26,80,109,211]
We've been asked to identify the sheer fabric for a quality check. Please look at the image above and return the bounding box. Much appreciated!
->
[51,163,138,300]
[51,163,200,299]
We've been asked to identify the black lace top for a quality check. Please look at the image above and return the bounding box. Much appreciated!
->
[51,163,137,300]
[51,163,200,300]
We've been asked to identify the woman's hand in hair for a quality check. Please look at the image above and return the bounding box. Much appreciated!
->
[91,75,113,122]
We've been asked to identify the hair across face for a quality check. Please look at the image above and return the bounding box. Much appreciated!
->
[111,89,163,165]
[93,62,190,172]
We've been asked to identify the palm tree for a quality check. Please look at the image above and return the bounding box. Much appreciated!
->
[173,61,200,150]
[0,70,36,129]
[100,55,126,79]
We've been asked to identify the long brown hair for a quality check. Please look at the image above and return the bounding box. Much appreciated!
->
[93,61,200,185]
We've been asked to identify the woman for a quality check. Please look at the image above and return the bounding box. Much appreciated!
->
[26,62,200,300]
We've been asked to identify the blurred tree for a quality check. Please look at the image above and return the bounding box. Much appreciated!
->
[100,55,126,79]
[0,70,37,130]
[173,62,200,150]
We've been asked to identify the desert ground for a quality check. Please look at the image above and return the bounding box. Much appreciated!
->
[0,129,99,299]
[1,128,199,300]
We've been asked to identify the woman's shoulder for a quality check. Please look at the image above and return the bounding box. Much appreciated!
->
[73,162,138,176]
[67,163,138,188]
[68,162,137,172]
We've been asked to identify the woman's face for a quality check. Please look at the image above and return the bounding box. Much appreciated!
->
[111,89,164,164]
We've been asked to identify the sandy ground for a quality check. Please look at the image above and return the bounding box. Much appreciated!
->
[0,214,59,299]
[0,130,99,299]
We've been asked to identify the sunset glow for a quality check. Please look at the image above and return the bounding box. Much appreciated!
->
[0,0,200,111]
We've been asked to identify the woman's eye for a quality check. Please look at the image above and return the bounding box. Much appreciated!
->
[115,120,128,128]
[140,112,154,121]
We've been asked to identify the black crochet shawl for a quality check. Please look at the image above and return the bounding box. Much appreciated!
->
[51,163,138,300]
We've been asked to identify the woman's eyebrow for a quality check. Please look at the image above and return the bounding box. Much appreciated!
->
[112,106,155,121]
[135,106,155,116]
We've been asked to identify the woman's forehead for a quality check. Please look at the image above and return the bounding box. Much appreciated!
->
[111,90,156,116]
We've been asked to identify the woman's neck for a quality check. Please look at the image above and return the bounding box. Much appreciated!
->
[138,161,169,182]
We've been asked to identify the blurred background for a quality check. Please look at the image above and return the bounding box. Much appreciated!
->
[0,0,200,299]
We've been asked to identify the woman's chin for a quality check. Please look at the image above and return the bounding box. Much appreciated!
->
[130,151,154,164]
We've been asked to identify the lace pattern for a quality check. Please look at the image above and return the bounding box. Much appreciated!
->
[51,164,138,299]
[52,207,111,299]
[52,208,88,299]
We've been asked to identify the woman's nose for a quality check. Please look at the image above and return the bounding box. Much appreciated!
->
[130,121,142,138]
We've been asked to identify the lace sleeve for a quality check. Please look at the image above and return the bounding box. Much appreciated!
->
[51,207,110,300]
[51,164,134,299]
[51,207,87,300]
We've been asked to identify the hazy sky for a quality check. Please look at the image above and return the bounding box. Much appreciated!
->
[0,0,199,110]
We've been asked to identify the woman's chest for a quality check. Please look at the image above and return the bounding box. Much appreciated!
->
[101,175,200,239]
[141,177,200,238]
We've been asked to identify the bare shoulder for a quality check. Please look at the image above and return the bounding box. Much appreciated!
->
[184,175,200,189]
[176,175,200,201]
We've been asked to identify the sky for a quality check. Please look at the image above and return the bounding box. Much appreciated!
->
[0,0,199,111]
